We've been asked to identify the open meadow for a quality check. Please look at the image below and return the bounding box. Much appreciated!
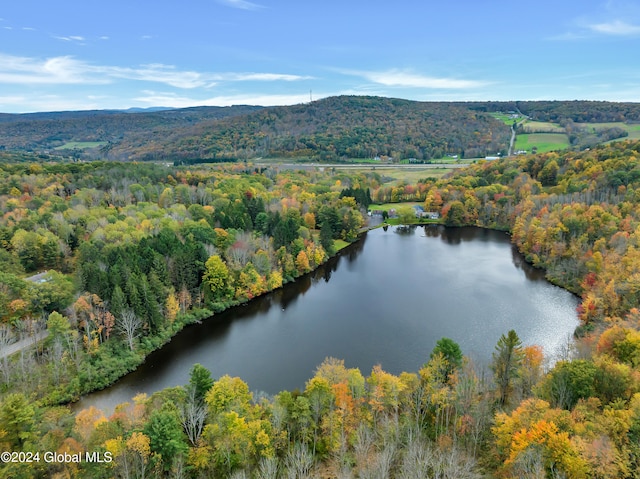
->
[577,122,640,141]
[521,121,566,133]
[514,132,570,153]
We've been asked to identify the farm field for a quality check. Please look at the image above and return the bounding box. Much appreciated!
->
[521,121,566,133]
[514,133,570,153]
[577,122,640,140]
[343,166,457,185]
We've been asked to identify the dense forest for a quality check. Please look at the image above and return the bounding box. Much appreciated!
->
[2,137,640,477]
[5,97,640,165]
[111,96,511,162]
[0,106,262,152]
[3,96,513,161]
[460,100,640,123]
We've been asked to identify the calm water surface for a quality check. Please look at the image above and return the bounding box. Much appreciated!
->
[76,226,579,413]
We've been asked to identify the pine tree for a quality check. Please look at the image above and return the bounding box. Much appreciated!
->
[491,329,524,405]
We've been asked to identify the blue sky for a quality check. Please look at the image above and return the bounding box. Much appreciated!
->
[1,0,639,112]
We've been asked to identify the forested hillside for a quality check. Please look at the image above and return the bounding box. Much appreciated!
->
[1,96,514,161]
[460,100,640,123]
[3,140,640,478]
[110,96,511,162]
[0,105,262,152]
[4,97,640,165]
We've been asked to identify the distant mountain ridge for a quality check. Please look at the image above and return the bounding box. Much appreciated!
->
[1,96,639,162]
[0,105,263,151]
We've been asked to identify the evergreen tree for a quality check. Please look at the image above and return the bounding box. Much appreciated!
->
[491,329,524,405]
[430,337,463,380]
[110,285,127,320]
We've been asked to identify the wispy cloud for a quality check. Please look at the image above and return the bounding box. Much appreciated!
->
[227,72,312,81]
[99,36,109,41]
[0,53,311,89]
[0,54,105,85]
[22,27,36,31]
[343,69,487,89]
[53,35,86,44]
[216,0,264,11]
[0,94,104,112]
[589,20,640,36]
[134,90,310,108]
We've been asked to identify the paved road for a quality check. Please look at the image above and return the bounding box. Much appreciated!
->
[508,124,517,157]
[0,330,49,359]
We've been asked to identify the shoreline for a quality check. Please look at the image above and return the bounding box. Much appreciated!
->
[67,221,585,414]
[63,234,366,409]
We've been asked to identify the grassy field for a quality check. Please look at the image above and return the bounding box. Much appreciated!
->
[489,112,523,125]
[364,166,456,185]
[55,141,108,150]
[576,122,640,141]
[368,202,422,212]
[514,133,570,153]
[521,121,566,133]
[334,239,351,251]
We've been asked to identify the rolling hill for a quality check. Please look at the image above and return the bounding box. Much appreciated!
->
[2,97,639,163]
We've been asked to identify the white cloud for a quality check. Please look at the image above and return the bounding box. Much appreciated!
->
[0,94,103,113]
[344,69,487,89]
[134,90,312,108]
[589,20,640,35]
[0,54,105,85]
[53,35,86,43]
[0,53,311,89]
[216,0,263,11]
[0,95,27,106]
[228,72,313,81]
[22,27,36,31]
[105,64,213,89]
[100,36,109,40]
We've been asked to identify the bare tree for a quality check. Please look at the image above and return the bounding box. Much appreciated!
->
[179,386,207,446]
[117,309,142,351]
[255,457,279,479]
[511,445,546,479]
[229,470,249,479]
[285,442,314,479]
[359,443,395,479]
[353,424,374,472]
[397,437,482,479]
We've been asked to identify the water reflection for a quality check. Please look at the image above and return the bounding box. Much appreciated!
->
[510,245,546,281]
[75,226,579,415]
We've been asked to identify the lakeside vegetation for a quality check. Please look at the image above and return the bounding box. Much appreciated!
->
[0,158,375,406]
[3,104,640,477]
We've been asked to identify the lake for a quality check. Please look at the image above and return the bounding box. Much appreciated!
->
[75,225,579,413]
